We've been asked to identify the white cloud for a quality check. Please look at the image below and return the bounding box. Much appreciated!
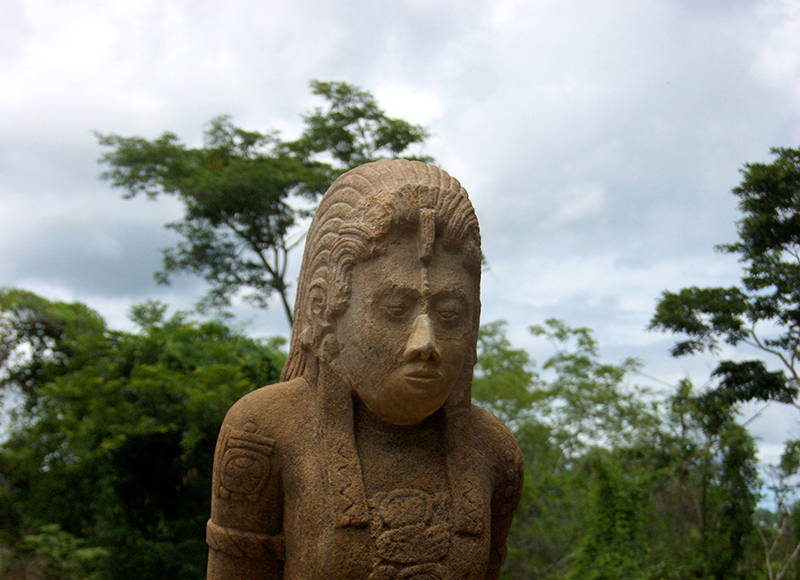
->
[1,0,799,470]
[754,0,800,109]
[539,183,607,231]
[374,84,443,126]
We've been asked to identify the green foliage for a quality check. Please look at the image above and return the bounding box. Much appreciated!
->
[1,524,109,580]
[0,288,107,410]
[297,80,432,168]
[473,321,538,425]
[1,292,771,578]
[649,146,800,579]
[475,321,762,579]
[650,146,800,408]
[568,456,655,580]
[780,439,800,478]
[96,80,432,325]
[653,384,759,578]
[478,320,659,578]
[95,115,325,324]
[0,289,284,578]
[530,319,656,453]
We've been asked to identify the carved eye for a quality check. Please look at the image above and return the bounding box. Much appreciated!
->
[383,303,408,318]
[230,456,255,469]
[378,291,416,320]
[437,308,459,321]
[434,297,463,324]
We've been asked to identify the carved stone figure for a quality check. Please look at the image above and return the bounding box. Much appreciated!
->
[206,160,523,579]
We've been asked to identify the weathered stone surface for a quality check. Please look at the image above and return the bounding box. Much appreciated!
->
[207,160,523,579]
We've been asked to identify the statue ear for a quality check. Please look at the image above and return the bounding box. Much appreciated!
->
[299,280,339,360]
[308,283,327,317]
[319,333,340,361]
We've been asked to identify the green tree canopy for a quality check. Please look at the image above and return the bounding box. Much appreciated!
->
[649,147,800,577]
[650,146,800,414]
[473,321,762,579]
[0,288,285,578]
[1,293,771,578]
[96,80,432,326]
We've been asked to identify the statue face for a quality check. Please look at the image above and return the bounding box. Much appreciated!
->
[331,226,476,426]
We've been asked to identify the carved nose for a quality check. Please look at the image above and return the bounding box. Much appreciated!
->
[403,314,441,362]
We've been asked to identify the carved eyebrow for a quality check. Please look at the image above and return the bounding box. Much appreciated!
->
[370,285,470,305]
[372,284,420,300]
[430,288,469,304]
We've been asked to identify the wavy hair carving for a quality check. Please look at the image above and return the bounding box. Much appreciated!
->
[282,159,481,383]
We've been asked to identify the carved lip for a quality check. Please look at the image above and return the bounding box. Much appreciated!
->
[403,369,442,387]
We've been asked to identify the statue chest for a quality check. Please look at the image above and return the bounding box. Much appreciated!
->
[282,443,492,579]
[290,489,492,579]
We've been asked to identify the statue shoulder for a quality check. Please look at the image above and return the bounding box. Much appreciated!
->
[469,405,520,454]
[220,376,311,438]
[469,406,524,578]
[208,377,310,551]
[468,405,524,492]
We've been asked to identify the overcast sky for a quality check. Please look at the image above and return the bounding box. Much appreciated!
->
[2,0,799,466]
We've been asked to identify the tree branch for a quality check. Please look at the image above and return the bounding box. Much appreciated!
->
[742,403,771,427]
[757,523,775,580]
[219,215,293,326]
[776,540,800,580]
[286,228,308,251]
[750,325,798,383]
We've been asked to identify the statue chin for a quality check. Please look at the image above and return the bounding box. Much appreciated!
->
[351,373,456,427]
[360,397,444,427]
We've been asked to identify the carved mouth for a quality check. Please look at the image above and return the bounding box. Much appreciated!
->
[403,370,442,388]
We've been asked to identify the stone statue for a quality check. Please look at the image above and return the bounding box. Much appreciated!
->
[206,160,523,579]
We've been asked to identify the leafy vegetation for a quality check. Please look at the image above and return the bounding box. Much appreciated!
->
[5,93,798,578]
[0,288,788,578]
[651,146,800,577]
[96,81,431,325]
[474,322,764,579]
[650,146,800,413]
[0,289,284,577]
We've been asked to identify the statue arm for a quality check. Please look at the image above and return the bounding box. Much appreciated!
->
[486,433,524,579]
[207,395,285,579]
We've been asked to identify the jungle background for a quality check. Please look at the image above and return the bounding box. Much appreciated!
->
[2,2,800,578]
[2,81,800,579]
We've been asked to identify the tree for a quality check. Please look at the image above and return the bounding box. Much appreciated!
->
[472,320,539,426]
[643,379,762,579]
[473,320,663,578]
[473,320,763,579]
[650,146,800,415]
[297,80,431,168]
[650,147,800,579]
[96,80,432,326]
[567,455,654,580]
[0,288,285,578]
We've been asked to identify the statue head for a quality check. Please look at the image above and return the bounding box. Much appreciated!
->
[283,160,481,425]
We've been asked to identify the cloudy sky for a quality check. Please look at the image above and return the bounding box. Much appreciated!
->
[2,0,799,465]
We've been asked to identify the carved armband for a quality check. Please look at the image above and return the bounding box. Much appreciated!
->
[206,520,285,561]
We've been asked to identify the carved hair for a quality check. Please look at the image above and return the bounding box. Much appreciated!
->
[282,159,481,383]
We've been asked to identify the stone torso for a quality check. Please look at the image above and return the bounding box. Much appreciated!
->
[275,384,495,579]
[207,377,520,579]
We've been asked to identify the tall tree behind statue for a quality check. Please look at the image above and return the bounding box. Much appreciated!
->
[96,80,432,326]
[650,147,799,412]
[651,146,800,579]
[0,289,286,577]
